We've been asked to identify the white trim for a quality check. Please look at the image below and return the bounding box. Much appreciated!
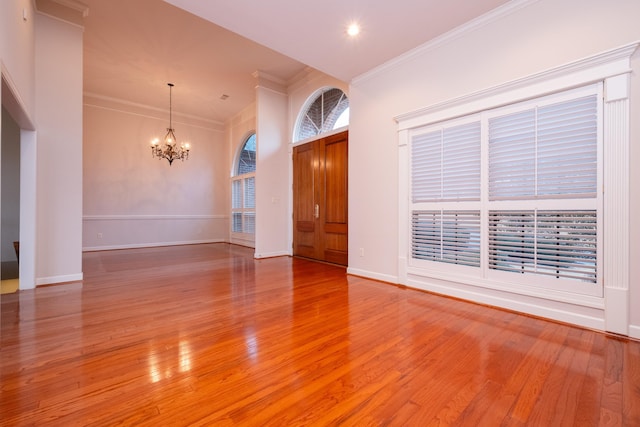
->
[36,273,83,286]
[395,42,638,129]
[83,214,226,221]
[292,125,349,148]
[254,250,290,259]
[602,74,630,335]
[629,325,640,341]
[347,268,399,285]
[406,266,604,309]
[84,93,224,131]
[83,239,226,252]
[605,288,630,334]
[405,275,605,331]
[353,0,539,85]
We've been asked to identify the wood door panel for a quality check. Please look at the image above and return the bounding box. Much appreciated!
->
[293,145,316,224]
[296,221,316,232]
[293,130,348,265]
[324,249,348,265]
[323,137,348,225]
[323,223,347,234]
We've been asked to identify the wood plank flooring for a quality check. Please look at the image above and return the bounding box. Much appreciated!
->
[1,243,639,426]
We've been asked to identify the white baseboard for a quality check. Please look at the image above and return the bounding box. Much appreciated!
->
[405,277,605,332]
[347,267,399,284]
[36,272,83,286]
[629,325,640,340]
[254,250,290,259]
[83,239,226,252]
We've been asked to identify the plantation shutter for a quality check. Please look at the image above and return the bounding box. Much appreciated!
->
[411,121,481,202]
[488,94,598,200]
[231,179,242,232]
[412,210,481,267]
[536,96,598,197]
[488,210,597,283]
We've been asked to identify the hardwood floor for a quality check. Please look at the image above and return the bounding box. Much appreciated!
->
[1,243,639,426]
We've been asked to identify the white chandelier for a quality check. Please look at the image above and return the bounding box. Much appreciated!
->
[150,83,190,165]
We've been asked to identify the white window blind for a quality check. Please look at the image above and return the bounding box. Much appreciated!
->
[489,95,598,200]
[232,180,242,209]
[244,177,255,209]
[231,175,256,234]
[488,210,597,283]
[412,121,481,202]
[412,210,481,267]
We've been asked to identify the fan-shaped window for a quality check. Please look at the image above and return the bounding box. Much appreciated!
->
[237,133,256,175]
[294,88,349,142]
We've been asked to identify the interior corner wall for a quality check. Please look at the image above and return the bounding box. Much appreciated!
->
[82,102,229,250]
[254,86,289,258]
[34,12,83,285]
[347,0,640,331]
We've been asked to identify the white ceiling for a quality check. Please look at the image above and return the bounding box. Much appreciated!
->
[83,0,510,124]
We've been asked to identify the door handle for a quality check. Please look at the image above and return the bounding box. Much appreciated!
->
[314,204,319,219]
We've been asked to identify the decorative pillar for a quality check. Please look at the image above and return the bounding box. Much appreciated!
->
[603,73,630,334]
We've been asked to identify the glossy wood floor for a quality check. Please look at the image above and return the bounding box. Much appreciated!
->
[1,244,639,426]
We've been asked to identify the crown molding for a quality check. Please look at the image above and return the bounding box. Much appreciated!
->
[395,41,639,128]
[34,0,88,27]
[252,70,287,94]
[353,0,538,86]
[83,92,225,132]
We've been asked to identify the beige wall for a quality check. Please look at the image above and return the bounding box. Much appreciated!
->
[83,98,229,250]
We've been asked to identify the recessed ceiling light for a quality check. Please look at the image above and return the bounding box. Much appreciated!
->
[346,23,360,37]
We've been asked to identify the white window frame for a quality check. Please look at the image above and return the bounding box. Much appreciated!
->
[408,85,602,297]
[230,133,257,248]
[396,42,636,332]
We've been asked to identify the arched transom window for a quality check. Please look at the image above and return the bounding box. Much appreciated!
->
[294,88,349,142]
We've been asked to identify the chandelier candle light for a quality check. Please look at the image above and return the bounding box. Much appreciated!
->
[150,83,190,165]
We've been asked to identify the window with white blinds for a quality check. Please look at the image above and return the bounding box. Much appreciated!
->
[489,95,598,200]
[412,121,481,202]
[488,210,597,283]
[231,175,255,234]
[412,210,480,267]
[409,84,601,294]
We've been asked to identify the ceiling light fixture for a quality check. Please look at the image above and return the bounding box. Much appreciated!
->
[347,23,360,37]
[150,83,190,166]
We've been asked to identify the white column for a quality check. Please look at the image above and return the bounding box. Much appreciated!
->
[397,129,409,284]
[603,73,630,334]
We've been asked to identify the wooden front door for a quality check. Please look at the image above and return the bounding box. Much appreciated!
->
[293,130,348,265]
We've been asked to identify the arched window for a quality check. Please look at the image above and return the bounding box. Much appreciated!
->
[237,133,256,175]
[294,88,349,142]
[231,133,256,246]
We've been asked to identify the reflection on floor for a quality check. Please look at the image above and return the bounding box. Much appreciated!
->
[1,260,19,294]
[1,279,19,294]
